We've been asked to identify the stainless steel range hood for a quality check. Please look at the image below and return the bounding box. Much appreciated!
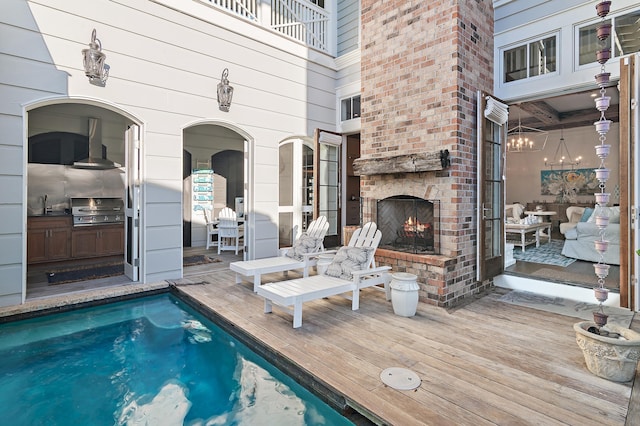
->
[73,117,121,169]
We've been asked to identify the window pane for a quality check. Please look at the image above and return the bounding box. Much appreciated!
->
[614,10,640,57]
[352,96,361,118]
[529,36,556,77]
[341,98,351,121]
[504,45,527,82]
[279,143,294,206]
[579,20,611,65]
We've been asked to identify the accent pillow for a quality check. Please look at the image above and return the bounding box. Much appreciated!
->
[570,211,583,223]
[609,206,621,224]
[580,207,594,222]
[284,233,323,261]
[587,206,621,224]
[325,246,374,281]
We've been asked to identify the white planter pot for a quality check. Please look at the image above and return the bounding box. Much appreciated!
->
[390,273,420,317]
[574,321,640,382]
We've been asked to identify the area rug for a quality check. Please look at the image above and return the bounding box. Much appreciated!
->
[47,263,124,285]
[512,239,576,267]
[48,255,220,284]
[498,290,634,327]
[183,255,220,266]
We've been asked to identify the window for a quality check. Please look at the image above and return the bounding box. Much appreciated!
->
[309,0,324,8]
[503,35,557,83]
[578,9,640,66]
[578,20,611,66]
[341,95,361,121]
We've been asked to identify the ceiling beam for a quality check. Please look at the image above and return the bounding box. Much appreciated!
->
[508,106,619,132]
[516,101,561,125]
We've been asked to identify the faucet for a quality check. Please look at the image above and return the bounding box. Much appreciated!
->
[43,194,51,214]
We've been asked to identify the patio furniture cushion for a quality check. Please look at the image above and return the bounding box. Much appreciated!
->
[284,233,324,261]
[325,246,374,281]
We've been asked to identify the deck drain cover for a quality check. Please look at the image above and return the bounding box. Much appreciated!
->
[380,367,421,390]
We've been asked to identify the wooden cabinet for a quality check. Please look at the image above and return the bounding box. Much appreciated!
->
[27,217,124,264]
[71,225,124,258]
[27,216,72,263]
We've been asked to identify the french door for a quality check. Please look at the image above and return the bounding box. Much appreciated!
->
[124,124,140,281]
[620,53,638,310]
[278,139,314,246]
[477,92,508,281]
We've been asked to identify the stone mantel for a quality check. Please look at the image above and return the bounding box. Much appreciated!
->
[352,150,449,176]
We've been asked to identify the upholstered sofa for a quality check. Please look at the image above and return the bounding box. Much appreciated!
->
[561,206,620,265]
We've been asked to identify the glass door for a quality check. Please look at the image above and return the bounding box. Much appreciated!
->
[278,139,314,247]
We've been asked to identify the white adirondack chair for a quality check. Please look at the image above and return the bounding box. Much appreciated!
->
[203,209,219,250]
[255,222,392,328]
[217,207,243,255]
[229,216,329,292]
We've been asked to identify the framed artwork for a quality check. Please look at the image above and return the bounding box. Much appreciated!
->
[541,168,599,201]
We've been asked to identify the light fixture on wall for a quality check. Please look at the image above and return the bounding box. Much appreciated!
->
[544,129,582,169]
[506,115,548,153]
[82,29,108,85]
[217,68,234,112]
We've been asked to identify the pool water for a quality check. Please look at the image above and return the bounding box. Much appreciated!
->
[0,294,354,425]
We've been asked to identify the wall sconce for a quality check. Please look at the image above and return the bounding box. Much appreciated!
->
[217,68,234,112]
[82,29,108,85]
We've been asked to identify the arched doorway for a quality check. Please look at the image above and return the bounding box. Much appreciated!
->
[182,123,248,256]
[24,98,141,296]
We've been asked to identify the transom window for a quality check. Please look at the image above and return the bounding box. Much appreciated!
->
[503,35,557,83]
[578,9,640,66]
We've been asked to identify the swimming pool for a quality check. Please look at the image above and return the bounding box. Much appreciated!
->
[0,293,354,425]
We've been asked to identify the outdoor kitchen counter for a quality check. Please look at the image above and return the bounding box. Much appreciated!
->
[28,211,72,217]
[27,215,124,264]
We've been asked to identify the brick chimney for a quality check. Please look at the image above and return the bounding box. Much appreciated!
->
[359,0,495,307]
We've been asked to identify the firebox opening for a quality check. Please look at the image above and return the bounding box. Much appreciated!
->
[376,196,440,255]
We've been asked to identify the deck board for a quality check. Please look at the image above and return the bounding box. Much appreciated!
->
[5,252,637,425]
[174,266,636,425]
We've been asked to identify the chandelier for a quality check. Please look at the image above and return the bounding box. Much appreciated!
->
[544,129,582,169]
[506,116,548,153]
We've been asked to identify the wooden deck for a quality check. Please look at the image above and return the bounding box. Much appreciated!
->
[175,265,640,426]
[5,249,639,425]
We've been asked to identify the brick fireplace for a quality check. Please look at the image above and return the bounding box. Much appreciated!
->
[357,0,495,307]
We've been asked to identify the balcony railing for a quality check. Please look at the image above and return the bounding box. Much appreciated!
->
[200,0,329,52]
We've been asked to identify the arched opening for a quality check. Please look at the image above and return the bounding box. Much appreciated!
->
[25,100,139,297]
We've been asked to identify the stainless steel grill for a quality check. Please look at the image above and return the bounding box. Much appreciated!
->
[71,197,124,227]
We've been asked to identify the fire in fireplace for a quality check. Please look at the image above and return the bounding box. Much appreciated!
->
[376,196,439,254]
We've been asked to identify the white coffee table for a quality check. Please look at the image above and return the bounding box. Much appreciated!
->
[505,222,551,252]
[524,210,557,237]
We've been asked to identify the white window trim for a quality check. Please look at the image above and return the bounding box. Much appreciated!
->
[499,31,560,86]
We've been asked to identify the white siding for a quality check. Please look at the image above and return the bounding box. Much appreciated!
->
[0,0,338,304]
[494,0,639,102]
